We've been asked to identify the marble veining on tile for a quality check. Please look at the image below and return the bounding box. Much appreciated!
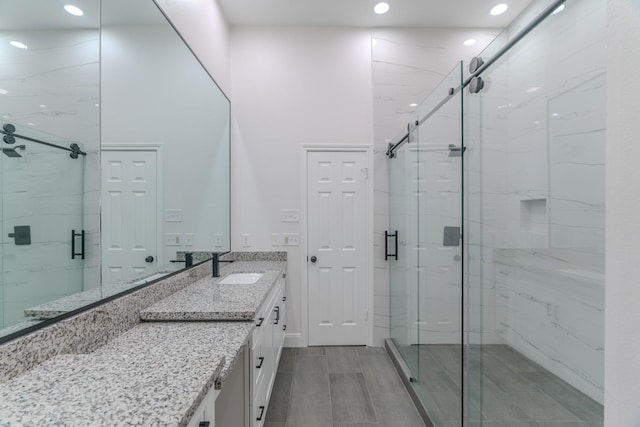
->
[140,260,286,321]
[0,321,253,426]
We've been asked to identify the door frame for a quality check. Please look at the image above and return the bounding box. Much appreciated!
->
[300,144,374,347]
[101,143,164,269]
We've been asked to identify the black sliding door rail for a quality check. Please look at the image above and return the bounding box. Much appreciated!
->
[386,0,567,158]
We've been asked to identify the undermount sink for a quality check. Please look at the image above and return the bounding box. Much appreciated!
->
[219,273,263,285]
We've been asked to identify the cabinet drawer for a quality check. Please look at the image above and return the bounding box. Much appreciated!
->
[253,373,267,427]
[186,384,218,427]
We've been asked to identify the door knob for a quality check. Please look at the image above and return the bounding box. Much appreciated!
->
[145,256,154,263]
[310,256,317,263]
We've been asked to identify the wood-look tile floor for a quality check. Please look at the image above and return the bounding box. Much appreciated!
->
[264,346,426,427]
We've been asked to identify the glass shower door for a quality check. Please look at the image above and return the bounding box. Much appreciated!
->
[389,127,420,380]
[0,122,85,330]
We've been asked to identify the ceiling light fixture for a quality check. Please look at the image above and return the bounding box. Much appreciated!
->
[0,89,8,95]
[490,3,509,16]
[374,2,390,15]
[64,5,84,16]
[9,41,28,49]
[552,4,565,14]
[463,39,477,47]
[410,103,418,107]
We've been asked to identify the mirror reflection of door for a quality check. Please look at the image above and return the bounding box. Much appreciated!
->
[101,147,159,285]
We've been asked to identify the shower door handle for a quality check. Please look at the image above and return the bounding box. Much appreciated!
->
[71,229,85,260]
[385,230,398,260]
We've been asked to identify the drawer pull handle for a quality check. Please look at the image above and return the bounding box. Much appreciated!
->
[274,306,280,325]
[256,405,265,421]
[256,317,264,327]
[256,356,264,369]
[283,324,287,331]
[282,296,286,302]
[198,422,210,427]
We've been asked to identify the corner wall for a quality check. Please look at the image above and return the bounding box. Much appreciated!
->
[605,0,640,424]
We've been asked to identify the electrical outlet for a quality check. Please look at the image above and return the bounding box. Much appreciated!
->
[214,234,223,248]
[241,233,251,247]
[282,233,299,246]
[164,233,181,246]
[184,233,194,246]
[164,209,182,222]
[282,209,300,223]
[271,233,281,247]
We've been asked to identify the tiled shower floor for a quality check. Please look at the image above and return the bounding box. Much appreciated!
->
[401,344,603,427]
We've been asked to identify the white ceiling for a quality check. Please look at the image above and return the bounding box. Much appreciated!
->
[217,0,534,28]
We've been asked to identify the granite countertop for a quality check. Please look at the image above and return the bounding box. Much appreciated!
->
[140,260,286,321]
[0,322,254,426]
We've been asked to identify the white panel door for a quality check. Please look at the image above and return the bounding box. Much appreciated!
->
[101,150,158,284]
[307,150,368,346]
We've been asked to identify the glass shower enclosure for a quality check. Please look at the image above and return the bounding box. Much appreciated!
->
[0,122,87,329]
[386,0,605,425]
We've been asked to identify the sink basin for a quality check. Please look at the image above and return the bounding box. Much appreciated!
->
[219,273,263,285]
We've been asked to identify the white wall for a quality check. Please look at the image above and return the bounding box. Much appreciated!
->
[230,27,373,346]
[155,0,231,97]
[605,0,640,424]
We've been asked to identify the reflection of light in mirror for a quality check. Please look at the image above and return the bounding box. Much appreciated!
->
[27,122,35,126]
[64,5,84,16]
[463,39,476,47]
[374,2,390,14]
[0,89,8,95]
[552,112,560,117]
[9,41,28,49]
[372,39,377,47]
[553,4,565,14]
[39,104,47,108]
[490,3,508,16]
[410,103,418,107]
[533,120,541,125]
[526,86,541,93]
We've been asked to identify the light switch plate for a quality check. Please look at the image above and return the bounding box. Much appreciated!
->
[241,234,251,247]
[282,209,300,223]
[271,233,281,247]
[164,233,181,246]
[282,233,299,246]
[184,233,194,246]
[164,209,182,222]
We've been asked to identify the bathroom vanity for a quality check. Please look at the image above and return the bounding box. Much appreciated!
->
[0,252,287,427]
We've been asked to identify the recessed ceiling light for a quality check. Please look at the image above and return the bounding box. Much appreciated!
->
[372,39,377,47]
[64,5,84,16]
[39,104,47,108]
[463,39,477,47]
[490,3,509,16]
[526,86,541,93]
[27,122,35,126]
[0,89,8,95]
[374,2,390,14]
[410,103,418,107]
[9,41,28,49]
[552,4,565,14]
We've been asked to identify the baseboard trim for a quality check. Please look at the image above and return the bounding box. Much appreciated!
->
[284,332,304,348]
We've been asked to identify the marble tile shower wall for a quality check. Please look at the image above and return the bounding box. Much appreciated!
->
[0,30,101,329]
[464,0,606,403]
[372,28,498,345]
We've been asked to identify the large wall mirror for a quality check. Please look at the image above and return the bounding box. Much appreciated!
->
[0,0,230,341]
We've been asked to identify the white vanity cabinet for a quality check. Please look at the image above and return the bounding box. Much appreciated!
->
[250,275,286,427]
[186,379,218,427]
